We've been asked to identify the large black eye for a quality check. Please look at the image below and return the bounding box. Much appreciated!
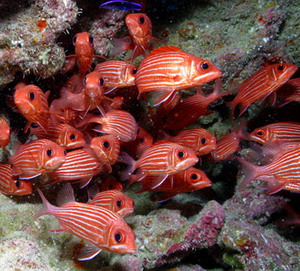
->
[278,64,285,70]
[139,16,145,24]
[103,141,110,148]
[115,232,122,242]
[201,62,209,69]
[99,78,104,86]
[70,134,76,140]
[132,68,137,75]
[83,77,87,85]
[89,35,94,44]
[178,151,184,158]
[15,180,21,188]
[29,92,35,101]
[191,173,198,180]
[72,35,77,45]
[257,131,263,136]
[46,149,52,157]
[108,184,113,189]
[139,137,145,143]
[116,200,122,208]
[201,138,206,144]
[31,123,39,128]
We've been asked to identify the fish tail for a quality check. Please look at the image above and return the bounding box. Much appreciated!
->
[236,157,258,192]
[118,151,136,181]
[34,189,59,219]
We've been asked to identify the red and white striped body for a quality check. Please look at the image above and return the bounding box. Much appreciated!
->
[88,190,134,217]
[170,128,216,156]
[94,60,137,88]
[231,63,298,116]
[48,148,103,186]
[135,141,198,175]
[11,139,66,180]
[91,110,138,142]
[250,122,300,144]
[0,163,32,195]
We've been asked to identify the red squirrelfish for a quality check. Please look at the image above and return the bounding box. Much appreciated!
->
[99,178,123,192]
[47,148,104,188]
[126,141,198,186]
[14,84,50,132]
[250,122,300,145]
[137,167,211,201]
[238,145,300,194]
[94,60,137,93]
[277,78,300,106]
[169,128,216,156]
[0,117,10,149]
[35,189,136,261]
[88,190,134,217]
[0,163,32,195]
[87,110,138,142]
[11,139,66,180]
[135,46,222,106]
[90,135,120,165]
[230,63,298,117]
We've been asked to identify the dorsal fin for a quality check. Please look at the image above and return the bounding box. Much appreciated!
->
[147,46,181,57]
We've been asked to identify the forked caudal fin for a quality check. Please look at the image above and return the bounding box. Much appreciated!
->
[34,189,60,219]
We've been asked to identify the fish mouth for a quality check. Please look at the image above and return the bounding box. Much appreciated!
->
[14,98,35,114]
[249,134,265,144]
[194,70,222,84]
[44,157,66,170]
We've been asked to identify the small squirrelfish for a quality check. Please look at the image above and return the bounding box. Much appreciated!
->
[169,128,216,156]
[94,60,137,94]
[87,110,138,142]
[0,163,32,195]
[126,141,198,186]
[135,46,222,106]
[250,122,300,145]
[277,78,300,106]
[238,145,300,194]
[88,189,134,217]
[230,63,298,117]
[0,118,10,149]
[11,139,66,180]
[14,84,50,132]
[35,189,136,261]
[99,178,123,192]
[90,135,120,166]
[137,167,212,202]
[47,148,104,188]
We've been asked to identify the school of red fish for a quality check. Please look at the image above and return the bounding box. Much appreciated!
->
[1,12,300,260]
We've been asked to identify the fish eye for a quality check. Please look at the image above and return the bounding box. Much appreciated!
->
[15,180,21,188]
[191,173,199,180]
[201,62,209,70]
[116,200,122,208]
[177,151,185,158]
[114,232,122,243]
[31,123,39,128]
[29,92,35,101]
[99,78,104,86]
[46,149,53,157]
[102,141,110,148]
[278,64,285,70]
[257,130,264,136]
[108,184,113,189]
[72,35,77,45]
[89,35,94,44]
[132,68,137,75]
[83,77,87,85]
[201,138,206,144]
[139,137,144,143]
[69,133,76,140]
[139,16,145,24]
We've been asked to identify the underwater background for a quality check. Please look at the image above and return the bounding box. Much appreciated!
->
[0,0,299,270]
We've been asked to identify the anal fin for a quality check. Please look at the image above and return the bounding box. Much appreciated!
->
[77,243,102,261]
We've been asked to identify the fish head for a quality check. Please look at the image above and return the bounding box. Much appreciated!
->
[136,127,153,155]
[268,63,298,84]
[195,130,217,155]
[122,63,137,86]
[90,135,120,164]
[57,124,86,149]
[100,178,123,191]
[190,57,222,85]
[185,167,212,190]
[11,179,33,195]
[0,118,10,143]
[104,218,136,254]
[125,13,152,39]
[73,32,94,58]
[111,191,134,217]
[84,72,105,98]
[250,127,270,144]
[40,140,66,171]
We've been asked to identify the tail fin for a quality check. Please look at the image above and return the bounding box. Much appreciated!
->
[34,189,59,219]
[236,157,258,192]
[118,151,136,181]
